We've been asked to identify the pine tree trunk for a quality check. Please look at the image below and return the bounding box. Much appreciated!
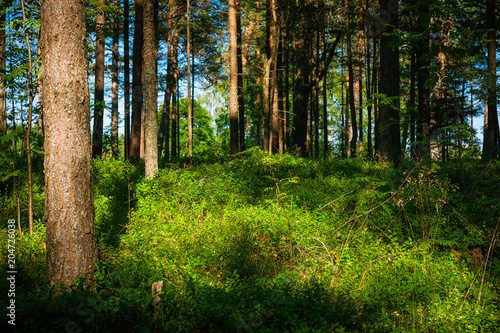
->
[292,0,314,157]
[346,0,357,158]
[41,0,97,288]
[357,30,364,156]
[229,0,239,156]
[416,2,430,159]
[124,0,131,160]
[377,0,401,165]
[158,14,173,160]
[237,5,245,152]
[92,0,106,157]
[130,0,144,160]
[0,9,6,136]
[483,0,498,159]
[186,0,193,160]
[111,0,120,158]
[144,0,158,178]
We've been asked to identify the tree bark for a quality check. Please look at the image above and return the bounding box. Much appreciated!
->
[124,0,131,160]
[171,27,179,158]
[158,10,173,161]
[130,0,144,160]
[92,0,106,157]
[111,0,120,158]
[292,0,314,157]
[483,0,498,159]
[229,0,239,156]
[41,0,97,288]
[187,0,193,160]
[144,0,158,178]
[377,0,401,165]
[0,9,6,136]
[416,1,430,159]
[346,0,357,158]
[237,4,245,152]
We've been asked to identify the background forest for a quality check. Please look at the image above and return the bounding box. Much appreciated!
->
[0,0,499,332]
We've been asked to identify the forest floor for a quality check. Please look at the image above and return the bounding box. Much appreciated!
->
[1,152,500,332]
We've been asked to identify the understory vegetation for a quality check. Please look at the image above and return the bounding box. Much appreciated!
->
[1,152,499,332]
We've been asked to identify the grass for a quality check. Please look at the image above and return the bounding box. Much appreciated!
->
[1,152,499,332]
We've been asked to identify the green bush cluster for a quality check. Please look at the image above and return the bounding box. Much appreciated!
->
[1,155,499,332]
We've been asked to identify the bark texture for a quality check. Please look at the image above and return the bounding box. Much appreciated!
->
[144,0,158,178]
[92,0,106,157]
[229,0,239,156]
[377,0,401,165]
[41,0,97,288]
[130,0,144,160]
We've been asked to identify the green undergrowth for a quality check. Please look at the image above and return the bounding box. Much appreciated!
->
[1,152,499,332]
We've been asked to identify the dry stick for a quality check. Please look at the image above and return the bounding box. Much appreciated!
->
[314,189,355,213]
[478,217,499,303]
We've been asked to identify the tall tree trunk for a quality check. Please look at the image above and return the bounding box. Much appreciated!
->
[144,0,158,178]
[366,24,373,159]
[92,0,106,158]
[313,31,319,159]
[158,24,172,160]
[377,0,401,165]
[346,0,357,158]
[171,28,179,158]
[0,9,6,136]
[322,33,328,157]
[409,47,416,159]
[124,0,131,160]
[357,29,364,156]
[130,0,144,160]
[41,0,97,288]
[483,0,498,159]
[416,1,430,159]
[21,0,34,234]
[229,0,239,156]
[111,0,120,158]
[269,0,280,154]
[292,0,314,157]
[186,0,193,160]
[237,5,245,152]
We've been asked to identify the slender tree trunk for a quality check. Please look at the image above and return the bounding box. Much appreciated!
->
[21,0,34,234]
[278,39,284,154]
[409,47,416,159]
[124,0,131,160]
[144,0,158,178]
[322,33,328,157]
[158,7,173,160]
[483,0,498,159]
[171,28,179,158]
[416,1,430,159]
[186,0,193,160]
[377,0,401,165]
[346,1,357,158]
[366,26,372,159]
[0,10,6,136]
[357,29,364,156]
[269,0,280,154]
[37,74,43,135]
[237,5,245,152]
[130,0,144,160]
[41,0,97,288]
[313,31,319,159]
[292,0,314,157]
[229,0,239,156]
[111,0,120,158]
[92,0,106,157]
